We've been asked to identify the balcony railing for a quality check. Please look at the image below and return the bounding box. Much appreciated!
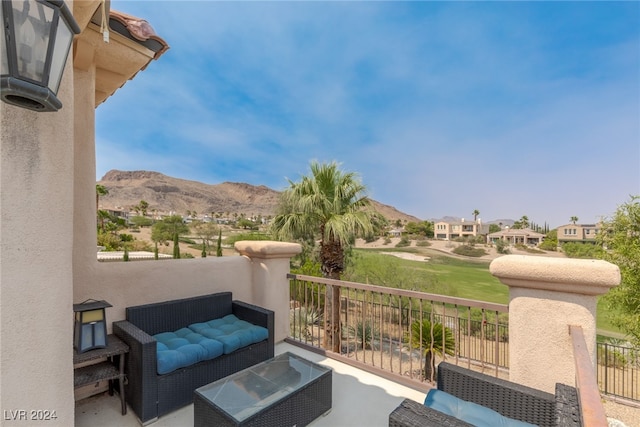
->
[597,340,640,403]
[287,273,509,389]
[570,325,609,426]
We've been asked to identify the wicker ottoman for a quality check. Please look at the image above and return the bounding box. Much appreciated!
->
[194,352,332,427]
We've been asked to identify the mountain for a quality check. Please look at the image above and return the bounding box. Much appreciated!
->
[97,170,421,222]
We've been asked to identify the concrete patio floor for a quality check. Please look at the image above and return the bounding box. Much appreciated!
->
[75,341,428,427]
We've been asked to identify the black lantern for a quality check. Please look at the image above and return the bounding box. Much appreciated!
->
[1,0,80,112]
[73,300,112,353]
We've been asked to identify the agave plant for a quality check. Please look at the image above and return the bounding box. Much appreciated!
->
[409,319,455,382]
[289,307,321,340]
[346,320,378,350]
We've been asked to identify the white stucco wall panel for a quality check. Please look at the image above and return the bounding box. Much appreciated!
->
[1,54,76,424]
[74,256,253,328]
[508,291,596,393]
[490,255,619,394]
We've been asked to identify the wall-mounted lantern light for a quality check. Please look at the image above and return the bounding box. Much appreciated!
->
[1,0,80,112]
[73,300,112,353]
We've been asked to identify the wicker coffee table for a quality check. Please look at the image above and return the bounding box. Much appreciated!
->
[194,352,332,427]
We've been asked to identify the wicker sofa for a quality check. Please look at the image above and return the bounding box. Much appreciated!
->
[113,292,274,424]
[389,362,581,427]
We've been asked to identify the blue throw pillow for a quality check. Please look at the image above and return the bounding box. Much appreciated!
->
[424,389,536,427]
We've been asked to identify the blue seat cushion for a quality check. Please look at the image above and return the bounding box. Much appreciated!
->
[189,314,269,354]
[153,315,268,374]
[153,331,224,375]
[424,389,536,427]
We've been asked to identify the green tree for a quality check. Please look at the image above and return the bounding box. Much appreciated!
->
[152,215,188,260]
[96,184,108,212]
[237,218,255,229]
[271,161,375,352]
[539,229,558,251]
[191,221,218,256]
[512,215,529,229]
[472,209,480,221]
[570,216,579,225]
[130,215,153,228]
[138,200,149,216]
[173,232,180,259]
[404,221,434,238]
[598,196,640,345]
[489,224,501,233]
[216,230,223,257]
[409,319,455,382]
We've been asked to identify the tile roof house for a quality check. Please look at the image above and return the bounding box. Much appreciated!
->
[434,219,489,240]
[487,227,546,246]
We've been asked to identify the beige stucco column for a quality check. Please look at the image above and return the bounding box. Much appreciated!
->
[490,255,620,393]
[0,40,76,426]
[235,241,302,343]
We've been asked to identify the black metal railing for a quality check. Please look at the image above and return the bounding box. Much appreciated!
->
[288,273,509,388]
[597,340,640,403]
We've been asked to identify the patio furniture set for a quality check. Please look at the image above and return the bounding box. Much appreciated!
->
[77,292,581,426]
[389,362,582,427]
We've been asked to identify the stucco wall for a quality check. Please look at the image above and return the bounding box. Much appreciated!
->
[490,255,620,393]
[0,54,76,425]
[74,256,254,327]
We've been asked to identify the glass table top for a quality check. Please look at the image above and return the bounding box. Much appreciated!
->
[196,352,331,422]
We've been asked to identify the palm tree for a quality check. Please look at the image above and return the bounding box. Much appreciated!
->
[96,184,109,231]
[96,184,108,212]
[271,161,375,352]
[409,319,455,382]
[472,209,480,222]
[570,216,578,225]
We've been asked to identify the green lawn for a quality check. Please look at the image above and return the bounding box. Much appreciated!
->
[349,248,622,336]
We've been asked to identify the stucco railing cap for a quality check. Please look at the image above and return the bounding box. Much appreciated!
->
[235,241,302,259]
[490,255,620,295]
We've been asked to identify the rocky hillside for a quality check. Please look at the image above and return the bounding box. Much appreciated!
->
[97,170,421,222]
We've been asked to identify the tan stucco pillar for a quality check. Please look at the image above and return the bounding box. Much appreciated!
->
[0,39,76,426]
[490,255,620,393]
[235,241,302,343]
[73,38,98,282]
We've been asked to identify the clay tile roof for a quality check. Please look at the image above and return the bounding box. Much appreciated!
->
[109,10,169,59]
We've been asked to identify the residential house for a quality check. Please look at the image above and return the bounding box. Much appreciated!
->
[557,223,601,245]
[487,227,546,246]
[434,219,488,240]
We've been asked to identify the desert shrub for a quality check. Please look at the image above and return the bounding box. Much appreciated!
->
[97,231,122,251]
[395,236,411,247]
[562,242,604,259]
[494,239,510,254]
[364,234,378,243]
[416,240,431,247]
[452,245,486,257]
[383,237,392,245]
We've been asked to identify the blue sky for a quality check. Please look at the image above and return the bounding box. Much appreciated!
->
[97,1,640,228]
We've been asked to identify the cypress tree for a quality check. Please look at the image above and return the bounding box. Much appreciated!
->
[216,230,223,257]
[173,232,180,259]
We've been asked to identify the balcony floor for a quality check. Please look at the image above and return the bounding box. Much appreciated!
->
[75,341,429,427]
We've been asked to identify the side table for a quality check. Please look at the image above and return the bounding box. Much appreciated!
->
[73,334,129,415]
